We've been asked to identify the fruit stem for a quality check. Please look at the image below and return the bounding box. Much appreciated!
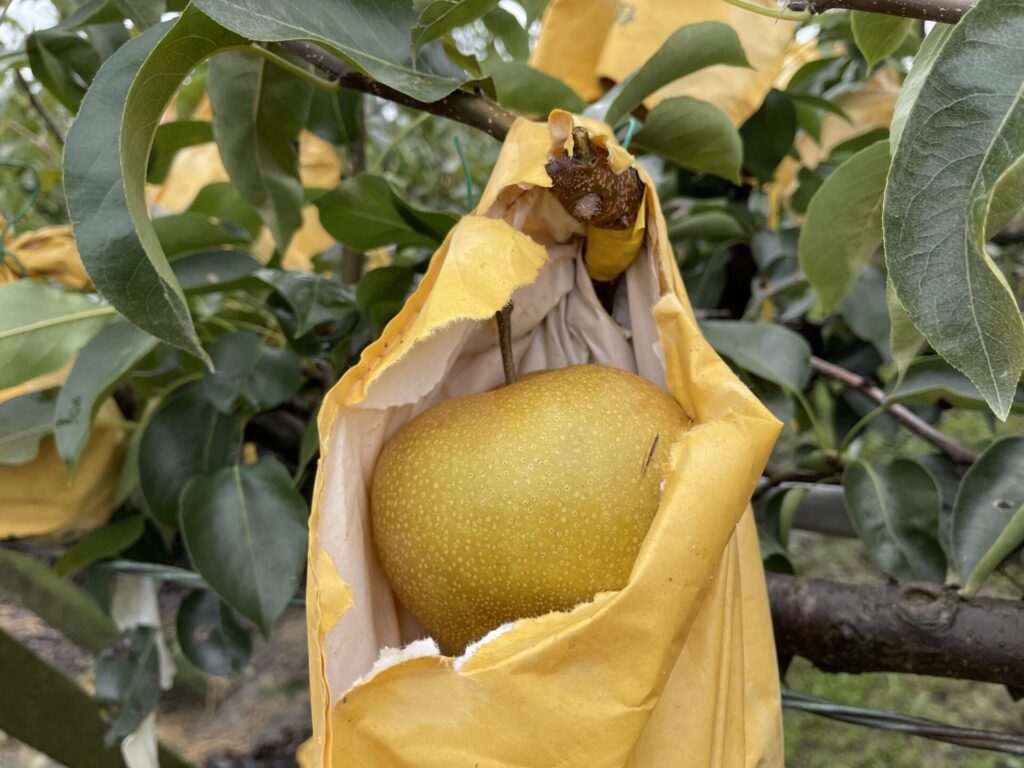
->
[495,302,517,385]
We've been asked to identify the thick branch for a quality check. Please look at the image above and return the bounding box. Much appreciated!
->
[795,0,974,22]
[768,573,1024,687]
[810,356,979,465]
[277,41,515,141]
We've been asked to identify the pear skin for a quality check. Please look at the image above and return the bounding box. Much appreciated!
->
[370,364,690,654]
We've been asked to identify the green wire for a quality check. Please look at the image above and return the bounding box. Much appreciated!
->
[621,116,639,149]
[0,159,41,276]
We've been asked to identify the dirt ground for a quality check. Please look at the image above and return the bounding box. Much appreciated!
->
[0,601,311,767]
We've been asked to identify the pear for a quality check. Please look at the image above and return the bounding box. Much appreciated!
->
[370,364,689,654]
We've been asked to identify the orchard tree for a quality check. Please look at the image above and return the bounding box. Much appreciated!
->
[1,0,1023,764]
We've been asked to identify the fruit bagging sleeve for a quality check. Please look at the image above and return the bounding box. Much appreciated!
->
[304,111,784,768]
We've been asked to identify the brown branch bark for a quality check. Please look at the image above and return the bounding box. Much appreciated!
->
[810,356,980,465]
[276,41,515,142]
[14,70,64,146]
[795,0,975,22]
[768,573,1024,687]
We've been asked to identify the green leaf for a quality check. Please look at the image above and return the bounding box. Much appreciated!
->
[148,120,214,183]
[307,89,362,145]
[207,52,313,251]
[138,388,240,525]
[177,589,252,676]
[413,0,498,53]
[356,266,416,315]
[113,0,165,29]
[888,356,1024,412]
[799,140,890,312]
[0,626,124,768]
[294,410,320,484]
[188,182,264,237]
[26,29,101,111]
[851,11,914,69]
[890,24,954,151]
[55,0,129,30]
[0,547,118,655]
[0,281,113,390]
[0,392,55,466]
[483,8,529,61]
[952,436,1024,594]
[840,267,890,357]
[180,458,308,634]
[484,60,585,114]
[64,19,218,360]
[668,210,747,242]
[988,154,1024,236]
[95,626,161,746]
[740,90,797,183]
[193,0,464,101]
[54,516,146,578]
[55,321,158,465]
[883,0,1024,420]
[173,249,263,293]
[886,274,923,376]
[256,269,356,337]
[604,21,749,127]
[631,97,743,183]
[699,320,811,393]
[843,458,946,583]
[315,174,458,250]
[200,331,302,414]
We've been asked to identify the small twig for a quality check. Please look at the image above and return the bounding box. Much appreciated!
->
[754,469,838,500]
[495,302,517,385]
[810,356,979,464]
[341,97,366,285]
[277,41,515,142]
[13,69,64,146]
[792,0,974,22]
[721,0,811,21]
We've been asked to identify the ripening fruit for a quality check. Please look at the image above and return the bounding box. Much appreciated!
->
[370,364,690,654]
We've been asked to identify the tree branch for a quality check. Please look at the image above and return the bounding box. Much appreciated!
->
[14,70,64,147]
[810,356,980,465]
[276,41,515,141]
[793,0,975,23]
[768,573,1024,688]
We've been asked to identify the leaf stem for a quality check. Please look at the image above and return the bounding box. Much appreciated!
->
[719,0,811,22]
[369,112,429,174]
[247,44,343,92]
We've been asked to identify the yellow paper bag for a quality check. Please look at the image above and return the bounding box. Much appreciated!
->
[532,0,797,125]
[0,397,126,539]
[306,111,783,767]
[0,225,92,290]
